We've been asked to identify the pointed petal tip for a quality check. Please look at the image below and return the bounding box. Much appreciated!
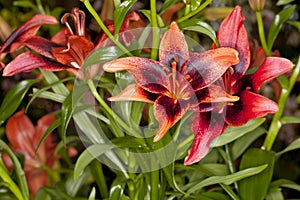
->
[170,21,181,32]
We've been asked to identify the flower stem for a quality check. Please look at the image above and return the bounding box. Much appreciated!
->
[225,145,238,192]
[263,55,300,150]
[256,11,271,56]
[150,170,159,200]
[150,0,159,60]
[177,0,212,23]
[87,79,141,137]
[90,161,108,199]
[81,0,132,56]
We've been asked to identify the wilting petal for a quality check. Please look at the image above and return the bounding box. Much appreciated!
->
[52,35,94,66]
[216,6,250,85]
[249,57,294,91]
[104,57,169,94]
[24,36,61,59]
[108,84,158,103]
[153,96,188,142]
[159,22,189,66]
[225,90,278,126]
[184,111,226,165]
[184,48,239,91]
[3,52,70,76]
[0,14,58,53]
[6,110,36,158]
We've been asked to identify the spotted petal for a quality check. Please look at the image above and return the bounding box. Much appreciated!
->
[159,21,189,67]
[184,48,239,91]
[216,6,250,85]
[0,14,58,53]
[103,57,169,94]
[3,52,69,76]
[225,90,278,126]
[153,95,189,142]
[184,111,226,165]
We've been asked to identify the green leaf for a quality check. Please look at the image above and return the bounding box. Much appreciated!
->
[84,46,123,69]
[270,179,300,193]
[61,92,73,145]
[114,0,137,34]
[140,10,165,27]
[180,19,218,45]
[232,127,266,159]
[160,0,181,12]
[32,89,66,103]
[0,139,29,200]
[280,116,300,124]
[276,0,295,6]
[288,20,300,32]
[186,164,267,194]
[40,70,69,96]
[267,5,296,49]
[0,79,38,126]
[13,0,36,9]
[65,168,91,197]
[162,163,185,195]
[88,187,96,200]
[211,118,265,147]
[238,148,275,200]
[109,176,127,200]
[276,137,300,157]
[266,188,284,200]
[74,144,113,179]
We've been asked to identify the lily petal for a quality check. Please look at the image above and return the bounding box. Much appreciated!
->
[225,90,278,126]
[216,6,250,85]
[250,57,294,91]
[159,21,189,67]
[108,84,158,103]
[104,57,169,94]
[184,47,239,90]
[153,95,188,142]
[184,112,225,165]
[0,14,58,53]
[3,52,69,76]
[6,110,36,158]
[196,84,239,103]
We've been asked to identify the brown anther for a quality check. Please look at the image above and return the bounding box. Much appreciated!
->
[185,74,191,81]
[183,65,188,71]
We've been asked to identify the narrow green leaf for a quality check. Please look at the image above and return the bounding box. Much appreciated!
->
[0,163,24,200]
[0,79,38,126]
[232,127,266,159]
[74,144,113,179]
[140,10,165,27]
[40,70,69,96]
[0,139,29,200]
[238,148,275,200]
[270,179,300,192]
[65,168,91,197]
[187,164,267,194]
[32,88,66,103]
[88,187,96,200]
[267,5,296,49]
[288,21,300,32]
[211,118,265,147]
[162,163,185,195]
[276,0,295,6]
[280,116,300,124]
[276,137,300,157]
[109,176,127,200]
[61,92,73,145]
[266,188,284,200]
[114,0,137,34]
[13,0,36,9]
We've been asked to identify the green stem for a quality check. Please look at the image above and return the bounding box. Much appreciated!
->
[87,79,141,138]
[225,145,238,192]
[91,161,109,199]
[150,0,159,60]
[177,0,212,23]
[81,0,131,56]
[263,55,300,150]
[150,170,159,200]
[256,12,271,56]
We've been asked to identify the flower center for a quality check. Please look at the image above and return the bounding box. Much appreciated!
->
[222,67,234,94]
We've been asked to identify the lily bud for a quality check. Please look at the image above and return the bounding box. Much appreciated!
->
[248,0,265,11]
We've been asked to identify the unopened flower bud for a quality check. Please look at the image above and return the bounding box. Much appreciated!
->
[248,0,265,11]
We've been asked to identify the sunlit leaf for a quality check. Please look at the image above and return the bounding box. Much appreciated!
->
[187,164,267,194]
[238,148,275,200]
[88,187,96,200]
[109,176,127,200]
[114,0,137,34]
[280,116,300,124]
[0,79,38,126]
[267,5,296,49]
[211,118,265,147]
[276,0,295,6]
[13,0,36,9]
[32,89,66,103]
[40,70,69,96]
[288,21,300,32]
[266,188,284,200]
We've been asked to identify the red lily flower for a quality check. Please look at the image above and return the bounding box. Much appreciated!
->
[103,21,239,142]
[184,6,294,165]
[2,110,58,195]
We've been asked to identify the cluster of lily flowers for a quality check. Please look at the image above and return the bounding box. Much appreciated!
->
[0,4,294,194]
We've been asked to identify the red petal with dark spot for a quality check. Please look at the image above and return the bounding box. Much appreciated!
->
[184,48,239,91]
[184,112,226,165]
[0,14,58,53]
[225,90,278,126]
[153,95,188,142]
[216,6,250,85]
[103,57,169,94]
[3,52,70,76]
